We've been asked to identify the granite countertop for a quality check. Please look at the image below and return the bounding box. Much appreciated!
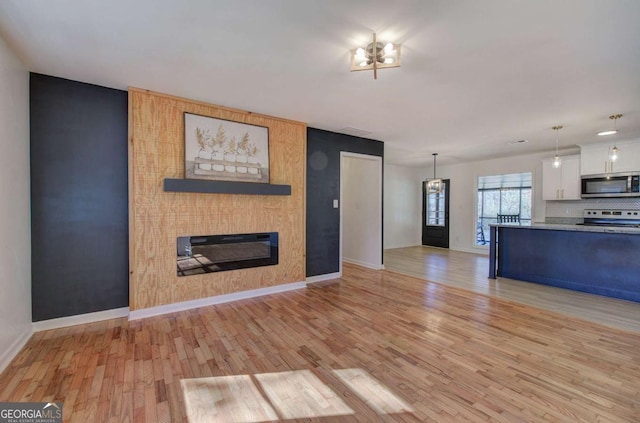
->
[490,222,640,235]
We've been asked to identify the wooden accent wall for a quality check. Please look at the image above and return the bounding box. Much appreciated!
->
[128,88,306,311]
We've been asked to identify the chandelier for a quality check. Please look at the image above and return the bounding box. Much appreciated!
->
[426,153,443,194]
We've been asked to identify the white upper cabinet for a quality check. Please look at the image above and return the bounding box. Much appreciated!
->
[542,155,581,200]
[580,139,640,176]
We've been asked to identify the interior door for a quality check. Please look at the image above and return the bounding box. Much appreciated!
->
[422,179,450,248]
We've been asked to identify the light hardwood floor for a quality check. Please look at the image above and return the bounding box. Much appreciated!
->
[2,262,640,421]
[384,246,640,333]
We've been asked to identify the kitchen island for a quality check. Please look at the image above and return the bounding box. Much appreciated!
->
[489,223,640,302]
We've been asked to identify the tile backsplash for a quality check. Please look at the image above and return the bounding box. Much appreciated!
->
[545,216,583,224]
[546,198,640,220]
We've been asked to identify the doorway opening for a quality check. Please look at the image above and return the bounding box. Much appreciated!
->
[340,152,383,272]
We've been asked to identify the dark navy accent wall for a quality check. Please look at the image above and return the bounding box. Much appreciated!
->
[30,73,129,321]
[306,128,384,277]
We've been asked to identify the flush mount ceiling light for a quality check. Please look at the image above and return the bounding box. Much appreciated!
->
[426,153,443,194]
[598,113,623,136]
[350,33,401,79]
[552,125,563,169]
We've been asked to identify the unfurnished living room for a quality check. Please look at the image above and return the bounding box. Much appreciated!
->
[1,1,640,422]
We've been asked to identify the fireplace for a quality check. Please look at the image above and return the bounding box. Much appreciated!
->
[177,232,278,276]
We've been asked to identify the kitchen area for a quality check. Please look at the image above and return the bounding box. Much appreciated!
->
[489,137,640,303]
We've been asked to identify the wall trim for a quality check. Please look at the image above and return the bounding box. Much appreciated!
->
[451,246,489,256]
[306,272,342,284]
[32,307,130,332]
[385,242,422,250]
[129,281,307,321]
[0,328,33,374]
[343,257,384,270]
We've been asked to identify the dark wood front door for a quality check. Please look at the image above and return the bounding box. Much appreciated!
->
[422,179,450,248]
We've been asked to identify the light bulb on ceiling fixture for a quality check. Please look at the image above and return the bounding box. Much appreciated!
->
[552,125,563,168]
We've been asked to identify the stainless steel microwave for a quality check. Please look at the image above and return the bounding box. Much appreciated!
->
[581,172,640,198]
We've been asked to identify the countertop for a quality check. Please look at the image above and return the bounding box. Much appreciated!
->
[490,222,640,235]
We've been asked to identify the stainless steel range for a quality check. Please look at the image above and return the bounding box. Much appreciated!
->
[579,209,640,228]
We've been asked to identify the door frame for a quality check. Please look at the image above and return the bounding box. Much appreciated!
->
[339,152,384,274]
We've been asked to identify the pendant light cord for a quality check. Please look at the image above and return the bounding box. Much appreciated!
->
[433,153,438,179]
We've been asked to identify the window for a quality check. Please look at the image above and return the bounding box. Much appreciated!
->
[476,172,532,245]
[426,184,446,226]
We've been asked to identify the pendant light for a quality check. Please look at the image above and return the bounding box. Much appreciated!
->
[552,125,563,168]
[610,145,619,162]
[599,114,624,163]
[426,153,443,194]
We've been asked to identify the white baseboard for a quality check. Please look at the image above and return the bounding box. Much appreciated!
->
[450,246,489,256]
[384,242,422,250]
[32,307,130,332]
[305,272,342,284]
[0,327,33,373]
[129,281,307,321]
[343,257,384,270]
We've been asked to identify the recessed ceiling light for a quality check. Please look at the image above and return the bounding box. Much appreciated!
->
[597,114,623,136]
[597,129,617,136]
[339,127,373,137]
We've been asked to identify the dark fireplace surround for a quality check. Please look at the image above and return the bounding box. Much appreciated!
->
[177,232,278,276]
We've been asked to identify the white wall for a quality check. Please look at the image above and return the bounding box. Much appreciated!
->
[416,150,557,255]
[383,152,548,254]
[0,34,32,371]
[342,154,382,269]
[383,164,422,249]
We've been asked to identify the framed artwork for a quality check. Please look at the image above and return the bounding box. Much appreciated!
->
[184,113,270,183]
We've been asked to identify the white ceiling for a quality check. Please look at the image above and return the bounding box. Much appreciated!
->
[1,0,639,166]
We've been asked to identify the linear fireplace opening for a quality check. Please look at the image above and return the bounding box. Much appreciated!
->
[177,232,278,276]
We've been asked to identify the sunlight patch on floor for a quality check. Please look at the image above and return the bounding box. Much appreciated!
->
[180,375,278,423]
[332,368,414,414]
[181,368,414,422]
[254,370,354,419]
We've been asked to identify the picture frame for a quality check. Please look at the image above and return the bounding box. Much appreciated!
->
[184,112,270,183]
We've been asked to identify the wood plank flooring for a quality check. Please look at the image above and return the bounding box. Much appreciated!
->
[385,246,640,333]
[2,262,640,421]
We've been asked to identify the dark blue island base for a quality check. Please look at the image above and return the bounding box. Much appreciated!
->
[489,225,640,303]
